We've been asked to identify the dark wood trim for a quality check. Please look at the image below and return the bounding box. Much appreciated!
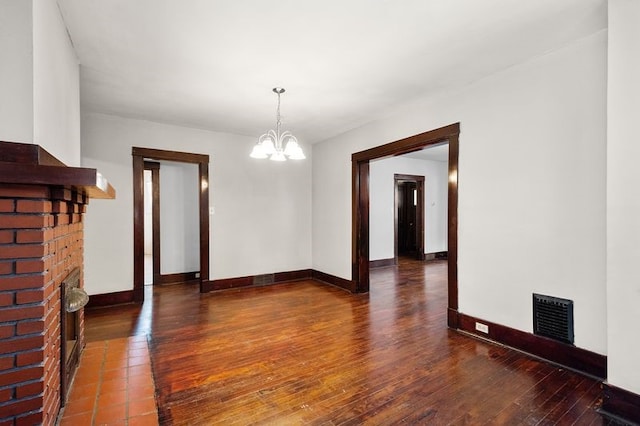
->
[417,177,425,261]
[203,277,251,291]
[132,147,209,164]
[275,270,312,282]
[351,124,459,162]
[144,162,161,285]
[447,134,459,328]
[132,155,145,302]
[457,312,607,379]
[0,140,66,167]
[202,269,356,293]
[351,161,370,293]
[424,251,448,260]
[86,290,135,309]
[312,270,356,292]
[202,269,313,292]
[198,161,210,288]
[394,177,399,261]
[158,271,199,285]
[369,258,396,268]
[0,162,115,199]
[352,123,459,326]
[394,174,425,262]
[0,142,115,199]
[132,148,210,303]
[351,161,358,290]
[601,383,640,424]
[152,170,161,285]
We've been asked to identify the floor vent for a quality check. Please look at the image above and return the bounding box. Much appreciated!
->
[253,274,275,286]
[533,293,574,344]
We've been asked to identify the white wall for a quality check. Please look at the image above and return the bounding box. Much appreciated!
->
[0,0,80,166]
[370,156,448,261]
[606,0,640,395]
[159,161,199,274]
[81,113,312,295]
[33,0,81,166]
[313,30,607,355]
[0,0,33,143]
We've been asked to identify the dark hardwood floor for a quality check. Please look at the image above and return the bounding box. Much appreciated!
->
[85,259,618,425]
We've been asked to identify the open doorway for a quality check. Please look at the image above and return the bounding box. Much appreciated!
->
[395,174,425,261]
[132,147,210,303]
[143,160,200,287]
[352,122,460,327]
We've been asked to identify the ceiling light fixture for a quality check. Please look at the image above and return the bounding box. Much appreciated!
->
[250,87,305,161]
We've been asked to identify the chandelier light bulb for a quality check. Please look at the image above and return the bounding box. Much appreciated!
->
[283,139,298,156]
[262,137,276,155]
[288,145,306,160]
[249,144,267,159]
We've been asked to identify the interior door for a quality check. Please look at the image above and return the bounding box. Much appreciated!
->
[397,181,418,255]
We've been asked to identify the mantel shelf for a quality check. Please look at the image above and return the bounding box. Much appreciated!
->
[0,141,116,199]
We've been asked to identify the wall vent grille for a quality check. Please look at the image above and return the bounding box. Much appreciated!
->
[253,274,275,286]
[533,293,574,344]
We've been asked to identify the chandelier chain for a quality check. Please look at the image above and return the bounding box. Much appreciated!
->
[276,90,282,137]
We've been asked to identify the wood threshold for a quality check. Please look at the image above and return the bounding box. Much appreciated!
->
[369,258,396,268]
[158,271,199,285]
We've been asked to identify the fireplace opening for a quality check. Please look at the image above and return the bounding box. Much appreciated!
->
[60,268,89,403]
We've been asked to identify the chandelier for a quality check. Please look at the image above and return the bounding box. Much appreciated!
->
[250,87,305,161]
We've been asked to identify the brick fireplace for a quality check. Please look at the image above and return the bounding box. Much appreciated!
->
[0,142,115,425]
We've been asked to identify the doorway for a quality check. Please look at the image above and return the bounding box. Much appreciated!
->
[352,122,460,327]
[395,174,425,261]
[132,147,210,303]
[143,162,160,286]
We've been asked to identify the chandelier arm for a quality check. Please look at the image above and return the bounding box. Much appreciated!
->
[280,131,296,141]
[268,129,278,143]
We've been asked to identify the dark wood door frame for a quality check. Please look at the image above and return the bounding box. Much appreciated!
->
[133,147,210,302]
[394,174,425,262]
[143,161,161,285]
[352,122,460,328]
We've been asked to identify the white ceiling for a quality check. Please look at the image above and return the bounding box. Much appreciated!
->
[57,0,606,144]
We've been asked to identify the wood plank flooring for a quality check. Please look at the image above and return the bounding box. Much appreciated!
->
[84,259,620,425]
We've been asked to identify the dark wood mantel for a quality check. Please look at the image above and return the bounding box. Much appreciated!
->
[0,141,115,199]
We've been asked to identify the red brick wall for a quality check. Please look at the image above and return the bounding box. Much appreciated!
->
[0,184,87,426]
